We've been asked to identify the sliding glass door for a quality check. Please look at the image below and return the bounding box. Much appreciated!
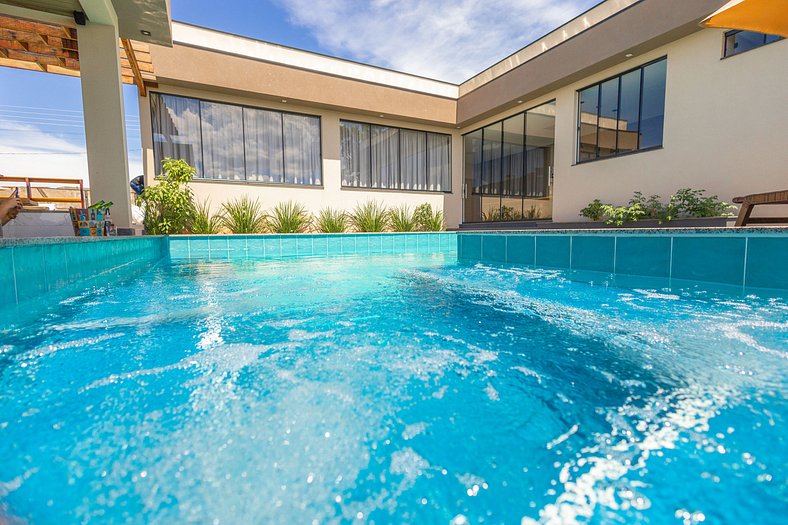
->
[463,100,556,223]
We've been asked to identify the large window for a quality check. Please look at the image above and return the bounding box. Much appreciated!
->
[340,120,451,192]
[577,57,667,162]
[151,93,322,185]
[724,30,783,58]
[463,100,556,222]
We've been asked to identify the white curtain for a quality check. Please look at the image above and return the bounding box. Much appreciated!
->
[151,93,203,175]
[243,107,284,183]
[371,126,399,189]
[283,114,322,185]
[340,121,370,187]
[427,133,450,192]
[400,130,426,191]
[200,101,245,181]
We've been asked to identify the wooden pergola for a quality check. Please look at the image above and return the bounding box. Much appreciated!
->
[0,14,156,95]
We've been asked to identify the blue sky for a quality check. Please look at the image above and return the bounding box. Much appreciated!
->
[0,0,598,184]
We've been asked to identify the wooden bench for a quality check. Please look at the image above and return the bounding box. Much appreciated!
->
[732,190,788,226]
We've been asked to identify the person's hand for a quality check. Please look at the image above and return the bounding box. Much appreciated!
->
[0,197,23,225]
[8,198,22,220]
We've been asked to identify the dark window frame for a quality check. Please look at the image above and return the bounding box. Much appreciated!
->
[150,91,323,186]
[575,56,667,164]
[723,29,784,58]
[339,119,453,194]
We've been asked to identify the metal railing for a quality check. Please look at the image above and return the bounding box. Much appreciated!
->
[0,176,85,208]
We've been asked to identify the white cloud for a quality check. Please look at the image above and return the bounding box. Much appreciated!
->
[274,0,597,83]
[0,122,142,188]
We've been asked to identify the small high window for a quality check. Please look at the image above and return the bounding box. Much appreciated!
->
[724,30,783,58]
[576,57,667,163]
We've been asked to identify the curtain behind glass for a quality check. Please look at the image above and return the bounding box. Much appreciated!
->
[501,114,524,196]
[340,121,370,187]
[200,101,245,181]
[243,107,283,183]
[427,133,450,192]
[400,130,427,191]
[151,93,203,175]
[482,123,502,195]
[370,126,398,189]
[283,114,322,185]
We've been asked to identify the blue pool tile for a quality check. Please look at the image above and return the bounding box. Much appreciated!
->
[327,236,343,256]
[381,234,395,254]
[246,237,265,257]
[43,243,69,291]
[571,236,615,273]
[405,234,418,253]
[281,237,297,257]
[393,235,407,254]
[227,237,248,259]
[459,235,482,260]
[615,236,672,278]
[312,236,328,256]
[355,235,370,254]
[440,233,452,251]
[341,235,357,255]
[368,235,382,254]
[745,237,788,289]
[0,249,16,304]
[296,236,314,257]
[482,235,507,262]
[506,235,535,265]
[672,236,746,285]
[535,236,570,269]
[264,237,282,258]
[168,238,190,259]
[189,238,209,258]
[12,245,48,298]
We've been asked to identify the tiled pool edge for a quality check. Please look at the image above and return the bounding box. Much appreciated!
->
[457,230,788,290]
[0,236,169,310]
[168,232,457,260]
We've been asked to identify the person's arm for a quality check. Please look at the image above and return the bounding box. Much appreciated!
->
[0,197,23,226]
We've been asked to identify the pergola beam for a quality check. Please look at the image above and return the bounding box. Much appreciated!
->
[121,37,145,96]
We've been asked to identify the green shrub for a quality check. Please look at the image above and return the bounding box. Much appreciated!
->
[524,205,541,220]
[580,199,606,221]
[413,203,445,231]
[138,158,195,234]
[671,188,735,218]
[389,205,416,232]
[268,201,312,233]
[189,198,224,234]
[221,196,267,234]
[601,203,646,226]
[350,201,389,232]
[315,208,348,233]
[628,192,676,223]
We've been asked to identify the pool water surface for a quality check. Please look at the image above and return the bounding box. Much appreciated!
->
[0,254,786,524]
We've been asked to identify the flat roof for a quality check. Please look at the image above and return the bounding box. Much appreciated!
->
[169,0,639,100]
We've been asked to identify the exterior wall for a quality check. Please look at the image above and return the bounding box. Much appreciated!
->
[138,84,465,228]
[458,29,788,223]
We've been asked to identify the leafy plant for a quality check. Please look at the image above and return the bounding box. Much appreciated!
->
[389,205,416,232]
[670,188,735,218]
[268,201,312,233]
[350,201,389,232]
[601,203,646,226]
[413,203,445,231]
[189,198,224,234]
[221,196,267,234]
[629,192,676,223]
[580,199,606,221]
[315,208,348,233]
[138,158,196,235]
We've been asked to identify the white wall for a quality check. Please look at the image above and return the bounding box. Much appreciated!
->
[138,86,464,228]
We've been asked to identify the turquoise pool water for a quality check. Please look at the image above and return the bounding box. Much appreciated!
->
[1,253,786,524]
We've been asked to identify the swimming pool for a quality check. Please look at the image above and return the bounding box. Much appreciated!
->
[1,237,786,524]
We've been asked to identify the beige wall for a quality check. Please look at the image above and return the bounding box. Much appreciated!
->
[458,29,788,222]
[138,84,464,228]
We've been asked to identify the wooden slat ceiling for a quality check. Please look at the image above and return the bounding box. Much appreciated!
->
[0,14,156,95]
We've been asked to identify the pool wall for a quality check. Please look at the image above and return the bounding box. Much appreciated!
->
[458,230,788,289]
[0,237,168,309]
[168,233,457,261]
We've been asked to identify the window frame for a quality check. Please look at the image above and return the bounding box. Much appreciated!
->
[574,56,667,165]
[339,119,453,194]
[722,29,784,59]
[150,91,324,187]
